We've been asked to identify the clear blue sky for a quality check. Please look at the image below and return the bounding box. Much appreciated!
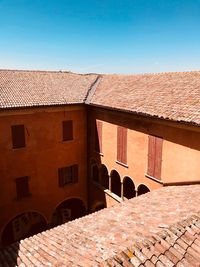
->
[0,0,200,74]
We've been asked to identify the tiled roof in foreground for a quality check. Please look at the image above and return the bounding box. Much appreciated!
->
[0,70,98,109]
[89,71,200,126]
[0,185,200,266]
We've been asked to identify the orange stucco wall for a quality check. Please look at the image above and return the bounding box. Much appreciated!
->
[0,105,88,240]
[88,107,200,208]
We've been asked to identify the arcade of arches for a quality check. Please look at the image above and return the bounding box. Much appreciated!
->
[1,165,150,247]
[91,163,150,201]
[1,198,86,246]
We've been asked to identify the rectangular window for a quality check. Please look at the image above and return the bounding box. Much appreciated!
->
[147,135,163,180]
[95,120,102,153]
[117,126,127,164]
[11,125,25,148]
[58,164,78,187]
[63,120,73,141]
[15,176,30,199]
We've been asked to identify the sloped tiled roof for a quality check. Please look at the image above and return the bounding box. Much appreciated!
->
[1,69,200,125]
[0,70,98,109]
[0,185,200,266]
[89,72,200,126]
[102,215,200,266]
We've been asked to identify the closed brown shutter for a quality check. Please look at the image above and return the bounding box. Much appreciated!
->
[147,135,156,177]
[63,120,73,141]
[95,121,102,153]
[117,126,127,164]
[58,168,64,187]
[72,164,78,183]
[11,125,25,148]
[15,176,29,199]
[147,135,163,179]
[154,137,163,180]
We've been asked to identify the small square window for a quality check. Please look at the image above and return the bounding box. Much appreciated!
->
[58,165,78,187]
[15,176,30,199]
[11,125,26,148]
[62,120,73,141]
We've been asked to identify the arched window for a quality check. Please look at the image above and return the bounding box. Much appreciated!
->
[100,164,109,189]
[110,170,121,197]
[123,177,136,199]
[137,184,150,196]
[51,198,86,227]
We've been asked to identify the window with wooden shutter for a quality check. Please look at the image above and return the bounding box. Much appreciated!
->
[63,120,73,141]
[117,126,127,164]
[58,164,78,187]
[147,135,163,180]
[11,125,25,148]
[95,120,102,153]
[15,176,30,199]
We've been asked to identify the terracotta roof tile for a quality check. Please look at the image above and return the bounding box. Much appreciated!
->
[1,185,200,266]
[0,69,98,109]
[89,71,200,126]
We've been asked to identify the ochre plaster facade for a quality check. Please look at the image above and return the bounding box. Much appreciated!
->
[1,105,200,246]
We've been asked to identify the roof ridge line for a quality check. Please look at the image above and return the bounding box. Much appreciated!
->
[84,75,102,104]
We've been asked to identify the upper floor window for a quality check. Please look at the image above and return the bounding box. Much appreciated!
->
[95,120,102,153]
[15,176,30,199]
[58,164,78,187]
[117,126,127,164]
[63,120,73,141]
[11,125,25,149]
[147,135,163,180]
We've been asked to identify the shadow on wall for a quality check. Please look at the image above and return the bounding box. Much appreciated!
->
[1,211,47,247]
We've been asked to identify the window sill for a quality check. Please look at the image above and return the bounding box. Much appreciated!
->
[115,160,128,168]
[145,174,163,184]
[12,147,26,151]
[61,139,74,143]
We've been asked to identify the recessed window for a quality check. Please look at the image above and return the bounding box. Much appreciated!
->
[58,164,78,187]
[11,125,25,149]
[15,176,30,199]
[95,120,102,153]
[117,126,127,164]
[62,120,73,141]
[147,135,163,180]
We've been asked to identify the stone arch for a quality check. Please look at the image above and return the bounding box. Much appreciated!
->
[137,184,150,196]
[100,164,109,189]
[1,211,47,247]
[110,169,121,197]
[123,176,136,199]
[91,164,100,183]
[51,198,86,227]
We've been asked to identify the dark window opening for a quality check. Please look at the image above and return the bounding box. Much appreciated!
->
[111,170,121,197]
[137,184,150,196]
[11,125,25,149]
[63,120,73,141]
[123,177,136,199]
[117,126,127,164]
[15,176,30,199]
[100,165,109,189]
[58,164,78,187]
[147,135,163,179]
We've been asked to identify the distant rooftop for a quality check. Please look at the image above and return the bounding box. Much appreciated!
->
[0,185,200,266]
[1,69,200,126]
